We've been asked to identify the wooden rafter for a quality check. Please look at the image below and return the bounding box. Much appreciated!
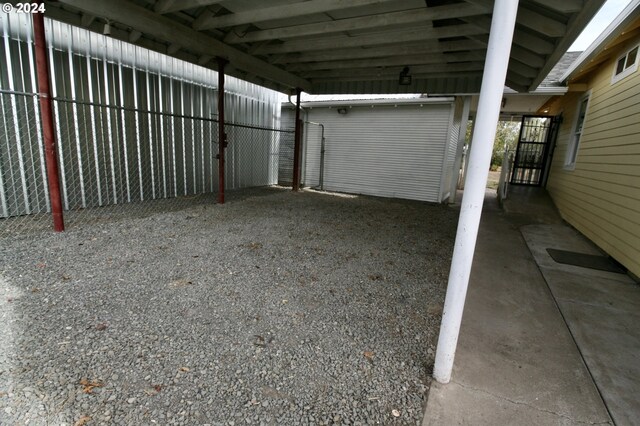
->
[288,51,487,72]
[154,0,224,15]
[224,4,490,44]
[194,0,398,31]
[271,40,486,64]
[252,24,488,55]
[301,62,485,79]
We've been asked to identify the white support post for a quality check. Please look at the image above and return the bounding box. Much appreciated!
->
[449,96,471,204]
[433,0,519,384]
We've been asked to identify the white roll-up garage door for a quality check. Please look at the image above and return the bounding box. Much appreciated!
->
[303,102,454,202]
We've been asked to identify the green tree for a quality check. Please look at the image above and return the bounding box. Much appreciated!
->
[491,121,520,169]
[464,120,520,169]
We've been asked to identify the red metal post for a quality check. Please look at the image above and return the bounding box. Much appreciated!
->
[292,88,302,191]
[217,58,227,204]
[33,10,64,232]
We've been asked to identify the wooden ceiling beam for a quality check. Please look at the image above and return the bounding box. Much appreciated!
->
[467,34,546,68]
[253,24,488,55]
[507,70,533,87]
[288,51,486,72]
[154,0,224,15]
[56,0,311,90]
[224,3,490,44]
[311,71,483,83]
[194,0,397,31]
[508,59,541,78]
[465,0,567,37]
[301,61,485,79]
[462,16,555,54]
[529,0,584,13]
[272,39,486,64]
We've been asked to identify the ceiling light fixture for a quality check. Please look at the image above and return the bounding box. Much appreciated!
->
[103,20,111,36]
[399,66,412,85]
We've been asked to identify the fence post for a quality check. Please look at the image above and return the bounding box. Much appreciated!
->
[33,9,64,232]
[217,57,227,204]
[292,88,302,191]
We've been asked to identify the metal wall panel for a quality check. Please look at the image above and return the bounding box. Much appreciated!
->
[0,12,282,218]
[301,103,454,202]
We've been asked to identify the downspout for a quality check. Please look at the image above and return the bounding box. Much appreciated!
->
[33,8,64,232]
[433,0,519,384]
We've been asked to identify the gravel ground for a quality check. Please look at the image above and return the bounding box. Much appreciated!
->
[0,187,458,425]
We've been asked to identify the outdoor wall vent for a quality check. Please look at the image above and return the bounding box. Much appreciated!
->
[399,67,412,85]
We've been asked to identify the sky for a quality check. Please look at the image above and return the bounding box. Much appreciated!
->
[569,0,634,51]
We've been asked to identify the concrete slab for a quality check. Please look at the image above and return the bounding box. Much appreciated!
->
[424,194,611,425]
[522,224,640,426]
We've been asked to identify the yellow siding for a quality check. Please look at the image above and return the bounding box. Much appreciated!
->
[544,35,640,277]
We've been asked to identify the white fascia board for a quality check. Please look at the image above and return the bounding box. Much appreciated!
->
[561,0,640,82]
[502,86,568,95]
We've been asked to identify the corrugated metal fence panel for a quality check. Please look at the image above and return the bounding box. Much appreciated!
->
[303,104,453,202]
[0,13,281,218]
[440,98,463,201]
[278,108,296,186]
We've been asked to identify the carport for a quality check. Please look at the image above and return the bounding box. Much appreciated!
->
[2,0,605,418]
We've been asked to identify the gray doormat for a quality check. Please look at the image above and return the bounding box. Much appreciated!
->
[546,248,625,273]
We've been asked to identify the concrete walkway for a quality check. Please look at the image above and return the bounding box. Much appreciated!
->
[423,190,612,425]
[521,224,640,426]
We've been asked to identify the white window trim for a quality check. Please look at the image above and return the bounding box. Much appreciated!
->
[564,91,591,171]
[611,44,639,84]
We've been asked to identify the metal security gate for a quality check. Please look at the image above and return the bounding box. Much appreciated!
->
[510,115,559,186]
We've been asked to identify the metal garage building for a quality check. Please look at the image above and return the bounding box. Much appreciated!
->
[282,97,468,203]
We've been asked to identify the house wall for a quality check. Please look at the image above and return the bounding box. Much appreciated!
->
[543,36,640,277]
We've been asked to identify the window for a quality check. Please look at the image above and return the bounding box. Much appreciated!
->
[611,44,639,84]
[565,93,590,169]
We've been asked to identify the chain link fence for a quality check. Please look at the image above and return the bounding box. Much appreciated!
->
[0,89,293,236]
[0,90,52,234]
